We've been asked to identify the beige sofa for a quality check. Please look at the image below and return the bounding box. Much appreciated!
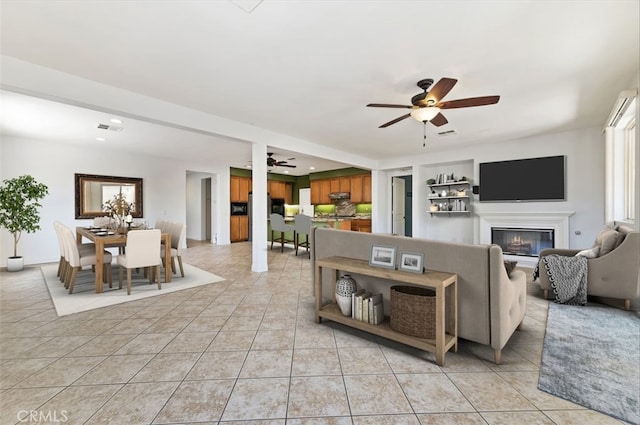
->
[537,223,639,310]
[311,227,527,364]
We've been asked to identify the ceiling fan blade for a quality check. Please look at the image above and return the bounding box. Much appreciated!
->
[367,103,413,109]
[438,95,500,109]
[379,113,411,128]
[429,113,448,127]
[427,78,457,103]
[279,164,297,168]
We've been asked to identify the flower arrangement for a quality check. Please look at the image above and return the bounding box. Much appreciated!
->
[103,193,134,218]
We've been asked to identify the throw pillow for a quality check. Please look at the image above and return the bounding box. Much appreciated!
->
[575,246,600,258]
[595,228,624,256]
[504,260,517,276]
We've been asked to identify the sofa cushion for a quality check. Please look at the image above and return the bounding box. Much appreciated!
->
[575,246,600,258]
[595,228,624,256]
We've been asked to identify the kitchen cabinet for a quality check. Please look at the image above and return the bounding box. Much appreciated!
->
[310,173,371,204]
[230,215,249,242]
[347,174,371,203]
[350,175,363,203]
[267,180,293,203]
[285,182,293,204]
[330,178,340,193]
[339,177,351,193]
[350,219,371,233]
[268,180,285,199]
[231,176,251,202]
[362,174,372,203]
[310,179,332,204]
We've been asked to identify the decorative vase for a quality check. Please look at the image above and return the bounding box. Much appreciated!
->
[335,274,357,316]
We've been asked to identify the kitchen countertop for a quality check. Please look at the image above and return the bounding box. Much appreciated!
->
[282,216,371,222]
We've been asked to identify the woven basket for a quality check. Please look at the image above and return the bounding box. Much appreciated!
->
[390,285,436,339]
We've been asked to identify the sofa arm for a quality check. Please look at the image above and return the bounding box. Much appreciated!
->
[539,248,580,257]
[489,245,528,364]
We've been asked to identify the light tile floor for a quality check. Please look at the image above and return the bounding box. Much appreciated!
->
[0,241,626,424]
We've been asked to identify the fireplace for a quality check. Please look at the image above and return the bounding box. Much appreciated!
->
[491,227,554,257]
[475,211,574,267]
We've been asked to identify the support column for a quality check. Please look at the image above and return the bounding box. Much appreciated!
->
[251,143,268,272]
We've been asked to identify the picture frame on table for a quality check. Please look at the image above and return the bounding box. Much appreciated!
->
[369,244,397,269]
[399,251,424,274]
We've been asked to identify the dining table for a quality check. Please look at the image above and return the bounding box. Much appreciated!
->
[76,226,172,293]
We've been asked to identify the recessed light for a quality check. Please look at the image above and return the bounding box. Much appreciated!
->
[96,137,106,142]
[246,165,252,169]
[309,166,316,170]
[110,118,123,124]
[284,170,289,174]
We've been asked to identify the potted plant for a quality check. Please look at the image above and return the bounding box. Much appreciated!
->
[0,175,49,271]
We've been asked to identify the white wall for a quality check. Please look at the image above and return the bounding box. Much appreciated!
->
[380,126,606,248]
[0,136,230,267]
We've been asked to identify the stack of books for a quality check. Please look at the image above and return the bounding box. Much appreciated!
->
[351,290,385,325]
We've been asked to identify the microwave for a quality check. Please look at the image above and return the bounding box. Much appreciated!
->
[231,202,248,216]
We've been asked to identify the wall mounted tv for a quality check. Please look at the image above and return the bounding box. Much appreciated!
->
[479,155,565,202]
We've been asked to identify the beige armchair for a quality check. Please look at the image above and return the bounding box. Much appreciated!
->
[537,224,639,310]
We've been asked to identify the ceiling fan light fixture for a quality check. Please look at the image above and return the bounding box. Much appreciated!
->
[411,107,441,122]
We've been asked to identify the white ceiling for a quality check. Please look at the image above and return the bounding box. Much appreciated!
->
[0,1,638,175]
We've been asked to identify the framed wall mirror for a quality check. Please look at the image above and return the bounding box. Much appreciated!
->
[75,173,143,219]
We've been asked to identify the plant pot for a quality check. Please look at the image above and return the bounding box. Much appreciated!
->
[7,256,24,272]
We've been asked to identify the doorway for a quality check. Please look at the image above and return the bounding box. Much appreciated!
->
[203,177,212,241]
[392,175,412,236]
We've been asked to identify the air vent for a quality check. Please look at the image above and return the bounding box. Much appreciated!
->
[97,123,124,132]
[437,129,457,136]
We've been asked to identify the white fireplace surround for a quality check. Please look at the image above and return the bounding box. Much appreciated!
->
[475,211,575,267]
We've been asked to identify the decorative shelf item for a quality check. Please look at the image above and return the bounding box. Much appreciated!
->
[427,177,471,217]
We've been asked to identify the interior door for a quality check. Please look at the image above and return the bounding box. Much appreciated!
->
[392,177,405,236]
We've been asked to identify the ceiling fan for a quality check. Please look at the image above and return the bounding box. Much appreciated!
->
[367,77,500,128]
[267,152,296,168]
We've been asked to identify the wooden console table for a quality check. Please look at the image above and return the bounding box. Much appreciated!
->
[314,256,457,366]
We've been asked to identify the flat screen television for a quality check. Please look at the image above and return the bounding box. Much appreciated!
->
[479,155,565,202]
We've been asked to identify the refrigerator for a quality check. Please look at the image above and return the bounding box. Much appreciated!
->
[299,188,313,216]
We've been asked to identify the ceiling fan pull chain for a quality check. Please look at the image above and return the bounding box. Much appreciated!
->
[423,121,427,147]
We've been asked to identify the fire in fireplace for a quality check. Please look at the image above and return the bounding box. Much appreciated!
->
[491,227,554,257]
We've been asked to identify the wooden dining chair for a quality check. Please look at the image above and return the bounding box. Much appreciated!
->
[117,229,162,295]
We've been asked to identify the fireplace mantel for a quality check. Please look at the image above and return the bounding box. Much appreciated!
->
[474,211,575,267]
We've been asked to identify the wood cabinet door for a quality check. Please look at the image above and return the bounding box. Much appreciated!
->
[321,180,332,203]
[362,174,372,203]
[230,177,240,202]
[330,178,340,194]
[268,181,286,199]
[230,216,240,241]
[231,216,249,241]
[350,175,363,203]
[284,182,293,204]
[238,216,249,240]
[339,177,351,193]
[310,180,321,204]
[238,178,250,202]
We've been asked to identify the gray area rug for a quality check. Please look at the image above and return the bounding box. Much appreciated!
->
[538,303,640,424]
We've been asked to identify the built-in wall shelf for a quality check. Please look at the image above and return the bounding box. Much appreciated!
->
[427,180,471,216]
